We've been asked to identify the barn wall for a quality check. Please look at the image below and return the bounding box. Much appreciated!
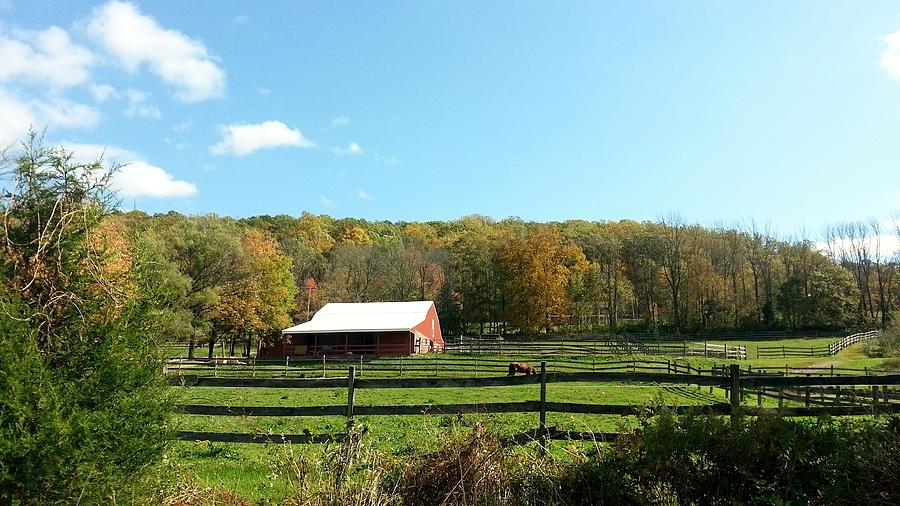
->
[411,303,444,352]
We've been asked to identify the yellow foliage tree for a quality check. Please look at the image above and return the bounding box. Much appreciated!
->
[497,229,583,333]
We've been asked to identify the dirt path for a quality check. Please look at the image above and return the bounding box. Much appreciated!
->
[807,360,838,369]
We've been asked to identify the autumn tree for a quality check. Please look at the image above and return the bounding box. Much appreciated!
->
[496,229,584,333]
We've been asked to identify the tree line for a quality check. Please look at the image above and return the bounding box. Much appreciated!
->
[96,207,898,357]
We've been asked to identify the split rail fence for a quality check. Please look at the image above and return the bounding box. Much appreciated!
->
[444,337,747,360]
[167,356,718,379]
[756,330,879,358]
[172,362,900,448]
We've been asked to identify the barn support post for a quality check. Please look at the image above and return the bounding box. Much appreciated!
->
[347,366,356,419]
[729,365,740,421]
[539,361,547,456]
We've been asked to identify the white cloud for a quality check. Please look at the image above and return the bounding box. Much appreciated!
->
[0,26,94,89]
[332,142,363,156]
[60,141,140,163]
[33,98,100,129]
[320,195,335,207]
[60,141,197,199]
[881,30,900,80]
[122,88,161,118]
[330,115,350,127]
[0,91,36,144]
[232,14,249,26]
[257,87,271,95]
[374,152,399,166]
[0,90,99,145]
[210,120,315,156]
[356,189,373,201]
[86,1,226,102]
[89,83,119,102]
[114,161,196,198]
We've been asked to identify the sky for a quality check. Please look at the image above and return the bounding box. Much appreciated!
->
[3,1,900,237]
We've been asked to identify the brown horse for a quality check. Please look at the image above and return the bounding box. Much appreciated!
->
[508,362,536,376]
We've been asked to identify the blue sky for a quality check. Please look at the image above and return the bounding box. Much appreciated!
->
[3,1,900,236]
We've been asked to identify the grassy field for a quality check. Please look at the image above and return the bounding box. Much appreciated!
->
[168,337,897,501]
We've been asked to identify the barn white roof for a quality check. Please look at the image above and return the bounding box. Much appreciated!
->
[282,301,434,334]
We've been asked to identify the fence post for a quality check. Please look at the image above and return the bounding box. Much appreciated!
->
[782,345,786,358]
[729,364,741,422]
[251,357,256,378]
[683,340,687,357]
[400,356,404,378]
[321,355,326,378]
[434,354,438,377]
[474,355,478,379]
[757,387,762,407]
[873,386,880,418]
[805,386,810,408]
[359,354,363,377]
[724,344,728,360]
[347,366,356,419]
[539,361,547,456]
[704,341,708,358]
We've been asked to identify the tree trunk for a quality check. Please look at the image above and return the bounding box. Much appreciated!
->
[207,328,216,359]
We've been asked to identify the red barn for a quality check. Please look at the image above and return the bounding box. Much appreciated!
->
[263,301,443,357]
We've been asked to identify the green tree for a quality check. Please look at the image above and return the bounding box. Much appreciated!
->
[0,133,171,503]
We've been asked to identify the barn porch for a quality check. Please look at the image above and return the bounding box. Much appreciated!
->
[263,331,414,357]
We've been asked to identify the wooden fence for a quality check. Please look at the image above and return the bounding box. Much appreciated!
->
[756,331,880,359]
[166,356,714,379]
[444,336,747,360]
[172,363,900,447]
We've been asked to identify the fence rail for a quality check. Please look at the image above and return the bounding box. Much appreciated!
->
[173,364,900,446]
[755,331,880,358]
[444,338,747,360]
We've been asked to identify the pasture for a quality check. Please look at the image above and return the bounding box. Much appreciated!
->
[168,334,899,502]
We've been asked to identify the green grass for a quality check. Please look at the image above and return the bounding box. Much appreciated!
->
[168,338,895,500]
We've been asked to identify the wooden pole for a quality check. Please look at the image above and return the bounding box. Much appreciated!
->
[729,364,740,422]
[539,361,547,456]
[347,366,356,419]
[873,385,880,418]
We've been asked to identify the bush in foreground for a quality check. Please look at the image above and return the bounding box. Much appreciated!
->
[169,414,900,505]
